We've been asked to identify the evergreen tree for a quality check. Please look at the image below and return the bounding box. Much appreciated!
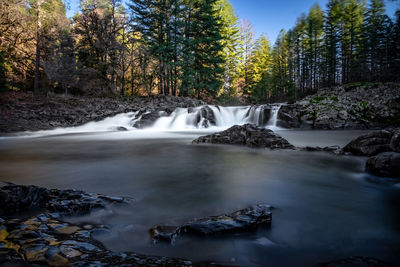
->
[324,0,342,86]
[216,0,242,97]
[363,0,390,81]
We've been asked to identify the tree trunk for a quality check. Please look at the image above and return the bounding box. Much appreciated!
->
[34,0,42,95]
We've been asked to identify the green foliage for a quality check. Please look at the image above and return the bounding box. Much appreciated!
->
[311,96,327,104]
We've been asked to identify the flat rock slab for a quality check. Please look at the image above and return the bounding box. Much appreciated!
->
[150,204,272,244]
[193,124,294,149]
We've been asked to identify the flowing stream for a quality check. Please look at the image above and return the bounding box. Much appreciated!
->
[0,106,399,266]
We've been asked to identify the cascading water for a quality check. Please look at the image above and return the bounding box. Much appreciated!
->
[149,105,269,131]
[15,104,284,137]
[267,105,282,130]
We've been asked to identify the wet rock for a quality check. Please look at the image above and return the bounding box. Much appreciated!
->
[0,184,192,266]
[150,204,272,243]
[22,243,48,262]
[315,256,392,267]
[366,152,400,178]
[60,245,83,258]
[390,131,400,152]
[277,109,300,128]
[133,111,166,129]
[343,130,393,156]
[197,106,217,127]
[53,225,80,235]
[193,124,294,149]
[0,183,127,216]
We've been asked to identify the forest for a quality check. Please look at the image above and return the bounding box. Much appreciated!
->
[1,0,399,102]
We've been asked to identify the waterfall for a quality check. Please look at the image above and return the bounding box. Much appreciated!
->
[148,105,269,131]
[266,105,281,130]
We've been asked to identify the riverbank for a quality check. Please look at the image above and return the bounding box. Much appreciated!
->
[1,83,399,134]
[0,92,206,133]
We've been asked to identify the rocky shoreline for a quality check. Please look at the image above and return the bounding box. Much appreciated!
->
[0,183,395,266]
[0,183,192,266]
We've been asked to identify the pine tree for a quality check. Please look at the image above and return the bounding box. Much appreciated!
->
[341,0,365,83]
[363,0,390,81]
[324,0,342,86]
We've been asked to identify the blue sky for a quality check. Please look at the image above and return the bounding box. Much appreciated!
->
[65,0,399,43]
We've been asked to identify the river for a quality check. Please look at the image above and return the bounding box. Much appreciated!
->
[0,106,399,266]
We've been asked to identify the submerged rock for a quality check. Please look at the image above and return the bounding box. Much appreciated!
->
[150,204,272,244]
[192,124,294,149]
[366,152,400,178]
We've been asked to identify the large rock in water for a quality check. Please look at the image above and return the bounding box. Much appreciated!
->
[192,124,295,149]
[150,204,272,244]
[343,130,394,156]
[366,152,400,178]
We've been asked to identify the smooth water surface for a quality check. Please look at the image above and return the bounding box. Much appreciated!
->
[0,130,399,266]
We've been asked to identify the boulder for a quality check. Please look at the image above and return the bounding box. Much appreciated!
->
[150,204,272,243]
[343,130,393,156]
[277,110,300,128]
[193,124,295,149]
[366,152,400,178]
[195,106,216,127]
[390,130,400,152]
[133,111,167,129]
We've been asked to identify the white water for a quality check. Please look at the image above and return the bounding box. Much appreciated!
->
[151,105,282,131]
[267,105,282,131]
[6,105,284,138]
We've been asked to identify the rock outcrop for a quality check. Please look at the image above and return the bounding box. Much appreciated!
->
[0,183,127,216]
[342,129,400,179]
[278,84,400,129]
[193,124,295,149]
[150,204,272,244]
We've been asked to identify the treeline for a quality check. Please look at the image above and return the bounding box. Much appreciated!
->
[0,0,240,99]
[258,0,400,101]
[0,0,399,102]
